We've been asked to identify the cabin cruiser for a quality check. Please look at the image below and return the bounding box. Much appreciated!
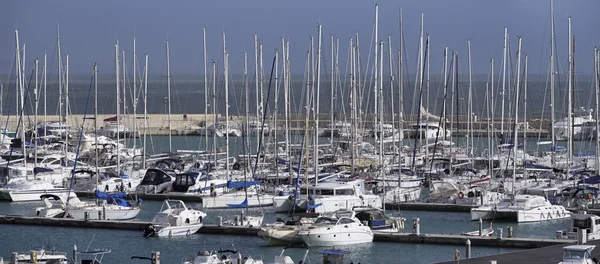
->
[38,122,72,138]
[69,169,141,193]
[353,207,404,232]
[135,168,175,194]
[199,120,242,137]
[170,171,228,196]
[10,248,69,263]
[0,178,74,202]
[273,177,382,214]
[470,194,571,223]
[245,120,270,136]
[455,186,504,206]
[33,194,69,218]
[553,107,595,141]
[144,200,206,237]
[297,209,373,246]
[557,213,600,241]
[559,245,597,264]
[258,216,315,245]
[409,121,451,139]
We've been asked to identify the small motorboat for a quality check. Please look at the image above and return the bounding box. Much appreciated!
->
[144,200,207,237]
[559,245,597,264]
[461,227,495,237]
[9,248,68,264]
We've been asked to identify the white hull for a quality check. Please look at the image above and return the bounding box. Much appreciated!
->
[68,206,140,220]
[0,189,73,202]
[258,226,303,245]
[471,206,571,223]
[298,227,373,246]
[152,223,203,237]
[202,194,274,209]
[384,187,422,204]
[306,195,382,214]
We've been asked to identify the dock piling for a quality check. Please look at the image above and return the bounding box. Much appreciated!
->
[151,251,160,264]
[466,239,471,259]
[412,218,420,235]
[217,216,223,227]
[497,228,503,239]
[507,226,514,238]
[11,252,17,264]
[73,244,77,263]
[578,228,587,245]
[479,218,483,236]
[102,206,107,220]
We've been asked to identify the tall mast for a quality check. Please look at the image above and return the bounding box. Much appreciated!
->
[490,59,495,175]
[330,35,335,145]
[15,30,26,171]
[595,48,600,174]
[467,40,473,156]
[211,61,217,163]
[567,17,573,165]
[282,38,290,163]
[223,32,230,179]
[244,52,250,168]
[57,25,63,126]
[286,40,292,168]
[94,63,99,183]
[43,54,47,138]
[166,40,172,153]
[314,24,322,186]
[512,37,522,196]
[203,27,208,151]
[398,8,404,163]
[274,49,279,180]
[133,37,137,150]
[417,14,424,144]
[378,40,384,187]
[34,59,39,166]
[550,0,556,154]
[121,51,125,151]
[501,27,508,136]
[254,34,260,144]
[115,42,121,173]
[373,4,379,134]
[388,36,396,163]
[350,39,356,174]
[523,55,528,179]
[143,55,148,168]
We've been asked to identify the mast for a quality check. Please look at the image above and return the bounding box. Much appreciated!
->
[512,37,522,196]
[166,40,172,152]
[66,54,69,133]
[57,24,63,126]
[374,4,379,134]
[330,35,335,145]
[15,30,26,171]
[274,49,279,180]
[314,24,322,186]
[212,61,217,163]
[490,58,495,175]
[43,54,47,138]
[388,36,395,165]
[143,55,148,168]
[398,8,404,165]
[254,34,260,144]
[133,37,137,150]
[523,55,528,179]
[350,39,356,175]
[223,32,230,179]
[467,40,474,156]
[203,27,208,151]
[501,27,508,136]
[94,63,99,187]
[115,42,121,173]
[595,48,600,174]
[244,52,250,170]
[550,0,556,154]
[378,40,384,206]
[34,59,38,166]
[282,38,290,164]
[567,17,573,166]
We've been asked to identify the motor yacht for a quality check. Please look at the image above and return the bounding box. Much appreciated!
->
[297,210,373,246]
[470,194,571,223]
[144,200,207,237]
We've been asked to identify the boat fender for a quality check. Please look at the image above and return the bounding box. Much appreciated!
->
[458,192,464,199]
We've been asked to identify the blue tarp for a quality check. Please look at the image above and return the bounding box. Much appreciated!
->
[95,190,127,199]
[306,202,322,209]
[227,198,248,208]
[227,180,260,189]
[579,176,600,185]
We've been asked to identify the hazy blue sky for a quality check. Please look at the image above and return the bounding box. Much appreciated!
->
[2,0,599,77]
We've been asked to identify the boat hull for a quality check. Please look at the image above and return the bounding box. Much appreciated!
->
[152,224,203,237]
[0,189,73,202]
[68,207,140,220]
[258,226,303,245]
[202,194,274,209]
[298,227,373,246]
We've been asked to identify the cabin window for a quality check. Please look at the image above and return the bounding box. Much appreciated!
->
[320,189,334,196]
[595,219,600,225]
[300,188,308,195]
[335,189,354,196]
[338,218,355,224]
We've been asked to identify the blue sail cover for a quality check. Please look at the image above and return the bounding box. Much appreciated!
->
[34,167,54,175]
[579,176,600,185]
[108,198,130,207]
[227,180,261,189]
[306,202,322,209]
[95,190,127,199]
[227,198,248,208]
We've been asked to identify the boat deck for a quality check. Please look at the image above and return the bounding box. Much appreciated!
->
[435,240,600,264]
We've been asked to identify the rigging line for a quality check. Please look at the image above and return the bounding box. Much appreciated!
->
[251,53,277,213]
[410,36,429,171]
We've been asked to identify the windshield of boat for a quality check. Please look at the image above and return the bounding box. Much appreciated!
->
[314,217,337,225]
[563,250,587,260]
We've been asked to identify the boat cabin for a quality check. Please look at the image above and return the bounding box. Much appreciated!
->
[559,245,596,264]
[558,213,600,241]
[299,179,365,196]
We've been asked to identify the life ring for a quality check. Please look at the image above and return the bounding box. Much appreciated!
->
[458,192,464,199]
[588,194,593,200]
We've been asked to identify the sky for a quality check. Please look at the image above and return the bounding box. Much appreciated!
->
[1,0,600,77]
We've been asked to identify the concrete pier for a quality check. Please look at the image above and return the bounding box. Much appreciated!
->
[0,214,573,248]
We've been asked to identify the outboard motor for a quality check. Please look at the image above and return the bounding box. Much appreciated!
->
[143,224,156,237]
